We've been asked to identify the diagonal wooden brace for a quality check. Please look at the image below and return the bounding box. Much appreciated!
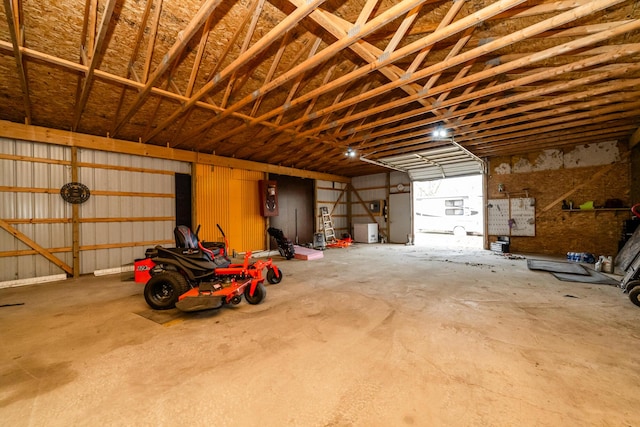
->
[0,218,73,275]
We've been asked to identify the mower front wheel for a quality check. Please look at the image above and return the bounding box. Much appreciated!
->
[625,280,640,293]
[244,282,266,305]
[267,267,283,284]
[144,271,189,310]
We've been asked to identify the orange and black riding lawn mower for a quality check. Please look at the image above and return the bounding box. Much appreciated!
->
[135,225,282,312]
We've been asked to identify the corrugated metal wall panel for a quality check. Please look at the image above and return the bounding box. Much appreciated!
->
[77,148,186,274]
[196,165,227,243]
[195,165,265,254]
[316,180,349,236]
[1,138,191,282]
[1,140,71,281]
[350,174,389,236]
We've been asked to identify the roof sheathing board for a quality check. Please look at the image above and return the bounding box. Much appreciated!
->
[0,0,637,177]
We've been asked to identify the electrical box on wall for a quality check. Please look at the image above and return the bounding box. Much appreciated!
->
[259,180,279,217]
[368,200,384,215]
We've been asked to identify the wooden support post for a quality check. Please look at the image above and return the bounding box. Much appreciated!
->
[71,146,80,278]
[630,127,640,150]
[385,172,391,242]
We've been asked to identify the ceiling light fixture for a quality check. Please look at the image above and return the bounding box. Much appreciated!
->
[432,127,448,139]
[345,147,356,157]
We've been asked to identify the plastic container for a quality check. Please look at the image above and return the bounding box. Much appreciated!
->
[595,256,603,272]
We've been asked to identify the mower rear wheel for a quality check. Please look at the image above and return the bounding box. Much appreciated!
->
[629,287,640,308]
[267,267,282,284]
[244,282,266,305]
[144,271,189,310]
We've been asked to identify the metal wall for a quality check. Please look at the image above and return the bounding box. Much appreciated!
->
[78,149,190,273]
[316,180,349,237]
[1,138,72,281]
[351,171,411,241]
[194,164,265,254]
[351,174,387,235]
[0,137,190,282]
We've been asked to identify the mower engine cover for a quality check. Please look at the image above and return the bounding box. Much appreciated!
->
[134,257,155,283]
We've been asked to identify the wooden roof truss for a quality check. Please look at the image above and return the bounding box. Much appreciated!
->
[0,0,638,177]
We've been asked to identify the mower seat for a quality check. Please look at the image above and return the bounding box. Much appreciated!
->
[174,225,226,259]
[175,225,199,249]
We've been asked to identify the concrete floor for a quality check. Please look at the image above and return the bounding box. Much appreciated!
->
[1,239,639,426]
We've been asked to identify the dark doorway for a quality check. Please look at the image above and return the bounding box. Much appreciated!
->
[268,174,314,247]
[175,173,192,229]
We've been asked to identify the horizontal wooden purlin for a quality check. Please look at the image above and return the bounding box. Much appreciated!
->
[80,217,175,223]
[4,218,72,224]
[0,239,175,257]
[80,240,174,251]
[0,153,71,165]
[0,247,71,257]
[77,162,178,175]
[4,217,174,224]
[0,186,58,194]
[0,120,350,184]
[0,186,174,198]
[90,190,175,198]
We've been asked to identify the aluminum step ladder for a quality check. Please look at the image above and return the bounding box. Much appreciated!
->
[320,207,336,243]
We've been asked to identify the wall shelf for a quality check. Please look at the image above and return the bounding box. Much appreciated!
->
[564,208,630,214]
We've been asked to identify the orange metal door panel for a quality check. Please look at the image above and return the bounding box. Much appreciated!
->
[195,164,265,254]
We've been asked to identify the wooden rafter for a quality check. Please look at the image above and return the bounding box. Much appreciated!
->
[185,10,215,97]
[72,0,117,131]
[3,0,31,124]
[281,0,635,144]
[349,56,640,149]
[300,20,640,147]
[339,45,640,144]
[250,31,291,117]
[220,0,265,109]
[465,109,640,149]
[177,0,432,143]
[0,0,638,178]
[459,79,640,140]
[111,0,223,136]
[217,0,524,143]
[202,35,323,150]
[475,122,639,157]
[111,0,156,133]
[142,0,327,142]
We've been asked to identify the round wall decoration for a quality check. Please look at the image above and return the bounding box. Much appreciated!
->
[60,182,91,204]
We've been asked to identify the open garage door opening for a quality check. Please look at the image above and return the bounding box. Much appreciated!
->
[414,175,484,249]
